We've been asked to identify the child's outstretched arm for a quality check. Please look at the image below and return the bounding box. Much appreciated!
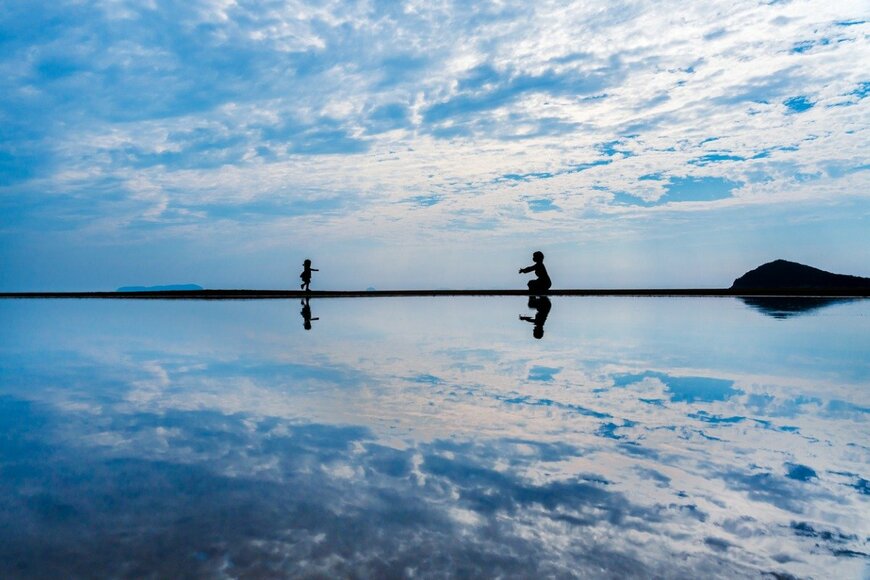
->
[518,265,534,274]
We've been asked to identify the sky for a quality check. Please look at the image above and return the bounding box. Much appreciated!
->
[0,0,868,291]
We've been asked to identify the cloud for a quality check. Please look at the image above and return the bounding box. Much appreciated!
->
[612,176,741,206]
[0,0,869,289]
[421,65,612,129]
[526,198,560,212]
[365,102,412,134]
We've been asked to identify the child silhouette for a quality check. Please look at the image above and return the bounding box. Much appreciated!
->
[518,251,551,293]
[300,259,318,291]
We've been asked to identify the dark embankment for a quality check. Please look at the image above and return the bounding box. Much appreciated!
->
[1,288,868,299]
[3,260,869,299]
[731,259,870,293]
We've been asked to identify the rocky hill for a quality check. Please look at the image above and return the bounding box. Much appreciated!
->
[731,260,870,291]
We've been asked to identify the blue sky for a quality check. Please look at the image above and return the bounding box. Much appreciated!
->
[1,0,868,290]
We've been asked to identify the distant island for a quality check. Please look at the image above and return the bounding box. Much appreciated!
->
[731,260,870,292]
[117,284,204,292]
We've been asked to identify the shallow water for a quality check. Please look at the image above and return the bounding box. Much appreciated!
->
[0,297,867,578]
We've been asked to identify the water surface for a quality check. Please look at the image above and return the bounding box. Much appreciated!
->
[0,297,867,578]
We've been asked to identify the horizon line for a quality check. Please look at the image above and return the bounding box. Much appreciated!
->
[1,288,868,300]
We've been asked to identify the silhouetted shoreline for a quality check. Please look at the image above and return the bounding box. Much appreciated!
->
[2,288,868,299]
[6,259,866,299]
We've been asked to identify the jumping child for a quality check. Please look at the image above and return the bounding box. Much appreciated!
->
[300,259,318,291]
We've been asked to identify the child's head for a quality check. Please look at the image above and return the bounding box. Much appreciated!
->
[303,259,311,266]
[532,251,544,263]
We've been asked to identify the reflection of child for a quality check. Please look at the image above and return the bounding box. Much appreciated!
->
[301,298,319,330]
[300,259,319,291]
[518,251,551,293]
[519,296,551,339]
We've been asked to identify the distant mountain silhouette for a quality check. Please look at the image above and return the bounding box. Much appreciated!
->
[117,284,204,292]
[731,260,870,292]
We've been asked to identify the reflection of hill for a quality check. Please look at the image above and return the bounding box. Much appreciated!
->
[731,260,870,292]
[739,297,857,319]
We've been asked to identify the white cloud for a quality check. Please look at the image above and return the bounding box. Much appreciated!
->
[1,0,868,288]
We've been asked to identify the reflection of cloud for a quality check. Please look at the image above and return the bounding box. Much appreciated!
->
[719,468,832,513]
[0,399,771,578]
[612,371,741,403]
[2,297,868,577]
[527,365,561,381]
[499,394,611,418]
